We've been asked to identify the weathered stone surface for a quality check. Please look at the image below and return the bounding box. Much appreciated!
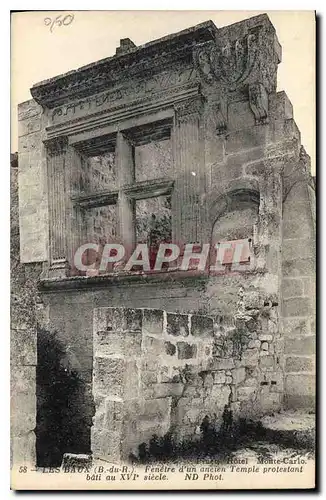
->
[258,334,273,342]
[241,349,259,367]
[11,432,36,466]
[11,366,36,436]
[94,330,142,357]
[260,392,282,412]
[282,258,315,278]
[18,99,42,121]
[167,313,189,336]
[225,126,268,154]
[141,371,158,385]
[208,357,235,370]
[245,160,265,177]
[177,342,197,360]
[93,357,125,397]
[164,341,176,356]
[10,329,37,365]
[97,307,142,333]
[142,308,164,335]
[213,371,226,384]
[283,297,311,317]
[243,377,257,387]
[231,367,246,384]
[285,374,315,396]
[91,428,121,461]
[282,318,310,336]
[201,372,214,387]
[237,386,256,401]
[285,336,315,355]
[259,355,274,369]
[142,335,164,356]
[285,356,314,373]
[248,339,261,349]
[209,385,231,406]
[191,315,214,337]
[18,116,41,137]
[282,278,304,298]
[151,383,184,398]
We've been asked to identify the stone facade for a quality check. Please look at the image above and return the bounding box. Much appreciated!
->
[14,14,315,465]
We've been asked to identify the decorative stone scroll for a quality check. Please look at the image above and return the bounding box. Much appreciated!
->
[249,83,269,125]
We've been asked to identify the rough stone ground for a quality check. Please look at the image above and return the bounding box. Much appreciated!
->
[71,411,315,468]
[261,410,315,432]
[260,410,315,450]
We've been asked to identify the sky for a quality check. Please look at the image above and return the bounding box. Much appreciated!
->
[11,10,315,172]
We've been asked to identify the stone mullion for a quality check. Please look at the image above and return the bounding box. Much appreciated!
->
[115,132,136,254]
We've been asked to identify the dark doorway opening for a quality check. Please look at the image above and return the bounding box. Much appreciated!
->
[36,327,92,467]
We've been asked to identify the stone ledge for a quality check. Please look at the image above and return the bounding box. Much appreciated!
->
[39,270,209,291]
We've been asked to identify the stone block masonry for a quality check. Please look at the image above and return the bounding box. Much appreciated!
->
[92,306,284,462]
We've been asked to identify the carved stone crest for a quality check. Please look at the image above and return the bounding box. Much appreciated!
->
[194,28,259,90]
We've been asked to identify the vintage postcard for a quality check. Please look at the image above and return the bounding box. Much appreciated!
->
[10,10,316,490]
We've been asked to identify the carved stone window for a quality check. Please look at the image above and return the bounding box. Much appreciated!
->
[72,118,174,273]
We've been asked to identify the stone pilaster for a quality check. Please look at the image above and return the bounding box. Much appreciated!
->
[173,96,207,244]
[46,136,71,277]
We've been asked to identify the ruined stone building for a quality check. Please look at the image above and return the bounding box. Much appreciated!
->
[12,14,316,466]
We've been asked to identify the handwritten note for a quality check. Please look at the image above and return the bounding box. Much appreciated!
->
[44,13,74,33]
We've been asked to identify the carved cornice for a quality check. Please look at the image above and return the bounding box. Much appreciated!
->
[31,21,216,109]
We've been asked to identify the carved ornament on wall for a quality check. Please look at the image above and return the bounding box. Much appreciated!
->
[193,28,259,90]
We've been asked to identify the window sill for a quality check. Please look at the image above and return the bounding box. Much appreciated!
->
[38,268,210,292]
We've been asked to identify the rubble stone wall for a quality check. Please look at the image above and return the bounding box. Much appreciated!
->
[92,305,284,462]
